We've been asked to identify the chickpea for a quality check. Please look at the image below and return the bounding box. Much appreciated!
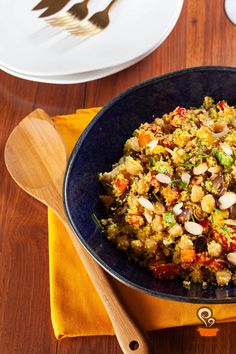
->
[179,235,194,250]
[168,223,184,238]
[131,240,143,255]
[207,241,222,258]
[124,137,140,152]
[145,238,157,253]
[216,269,232,286]
[191,185,204,203]
[192,204,208,221]
[154,201,165,215]
[125,156,143,175]
[172,150,185,164]
[201,194,216,213]
[191,175,204,185]
[107,224,119,240]
[136,178,149,195]
[117,235,130,251]
[151,215,164,232]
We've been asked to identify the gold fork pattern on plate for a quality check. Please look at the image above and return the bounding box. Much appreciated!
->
[33,0,119,36]
[33,0,71,18]
[47,0,90,28]
[68,0,118,36]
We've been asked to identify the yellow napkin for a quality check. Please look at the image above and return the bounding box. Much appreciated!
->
[49,107,236,339]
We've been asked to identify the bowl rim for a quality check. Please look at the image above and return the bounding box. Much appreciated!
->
[64,65,236,303]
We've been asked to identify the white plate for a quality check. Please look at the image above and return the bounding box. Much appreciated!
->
[0,42,159,84]
[225,0,236,25]
[0,0,183,76]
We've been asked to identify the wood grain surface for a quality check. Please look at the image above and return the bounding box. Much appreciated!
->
[1,0,236,353]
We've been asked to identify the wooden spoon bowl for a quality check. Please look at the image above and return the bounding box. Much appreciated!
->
[4,109,150,354]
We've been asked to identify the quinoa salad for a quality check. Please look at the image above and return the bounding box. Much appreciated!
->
[98,97,236,287]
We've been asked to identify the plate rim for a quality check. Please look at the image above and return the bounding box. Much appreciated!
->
[0,0,184,76]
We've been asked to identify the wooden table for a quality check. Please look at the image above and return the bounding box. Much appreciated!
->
[1,0,236,353]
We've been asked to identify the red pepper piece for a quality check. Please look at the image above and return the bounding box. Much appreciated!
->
[150,175,159,188]
[199,220,209,229]
[209,260,225,270]
[217,233,231,252]
[114,178,129,194]
[199,219,210,233]
[196,252,212,265]
[149,260,180,279]
[231,236,236,251]
[218,101,225,111]
[176,107,187,117]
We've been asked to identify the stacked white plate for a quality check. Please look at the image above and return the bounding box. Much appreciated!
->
[0,0,184,84]
[225,0,236,25]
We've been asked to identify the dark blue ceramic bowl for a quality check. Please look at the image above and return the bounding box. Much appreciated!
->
[64,66,236,303]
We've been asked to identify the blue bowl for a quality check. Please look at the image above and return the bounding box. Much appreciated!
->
[64,66,236,303]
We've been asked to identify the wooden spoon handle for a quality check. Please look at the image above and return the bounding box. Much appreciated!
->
[65,223,150,354]
[56,202,150,354]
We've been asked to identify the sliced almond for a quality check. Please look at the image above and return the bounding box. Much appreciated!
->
[213,126,229,138]
[215,259,227,266]
[224,219,236,226]
[210,173,218,181]
[156,173,171,184]
[193,162,208,175]
[138,196,155,211]
[181,172,191,185]
[218,192,236,210]
[203,119,214,127]
[208,166,221,174]
[143,210,153,223]
[184,221,203,235]
[146,139,158,151]
[227,252,236,267]
[221,144,232,156]
[165,147,173,155]
[173,202,183,216]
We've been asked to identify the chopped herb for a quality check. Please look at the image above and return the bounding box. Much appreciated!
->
[210,216,220,227]
[178,181,187,189]
[180,162,195,169]
[158,164,168,173]
[182,153,190,161]
[92,213,104,231]
[198,151,211,164]
[197,140,203,149]
[149,156,156,168]
[211,147,218,155]
[170,178,181,185]
[103,182,113,189]
[199,153,211,158]
[152,191,160,202]
[214,208,223,213]
[215,150,233,167]
[163,212,176,227]
[222,225,231,237]
[169,179,187,189]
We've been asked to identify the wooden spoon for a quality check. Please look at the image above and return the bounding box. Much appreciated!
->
[4,109,150,354]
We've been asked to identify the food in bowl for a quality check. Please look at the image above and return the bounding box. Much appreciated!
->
[98,96,236,287]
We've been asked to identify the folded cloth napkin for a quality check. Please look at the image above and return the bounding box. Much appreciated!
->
[49,107,236,340]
